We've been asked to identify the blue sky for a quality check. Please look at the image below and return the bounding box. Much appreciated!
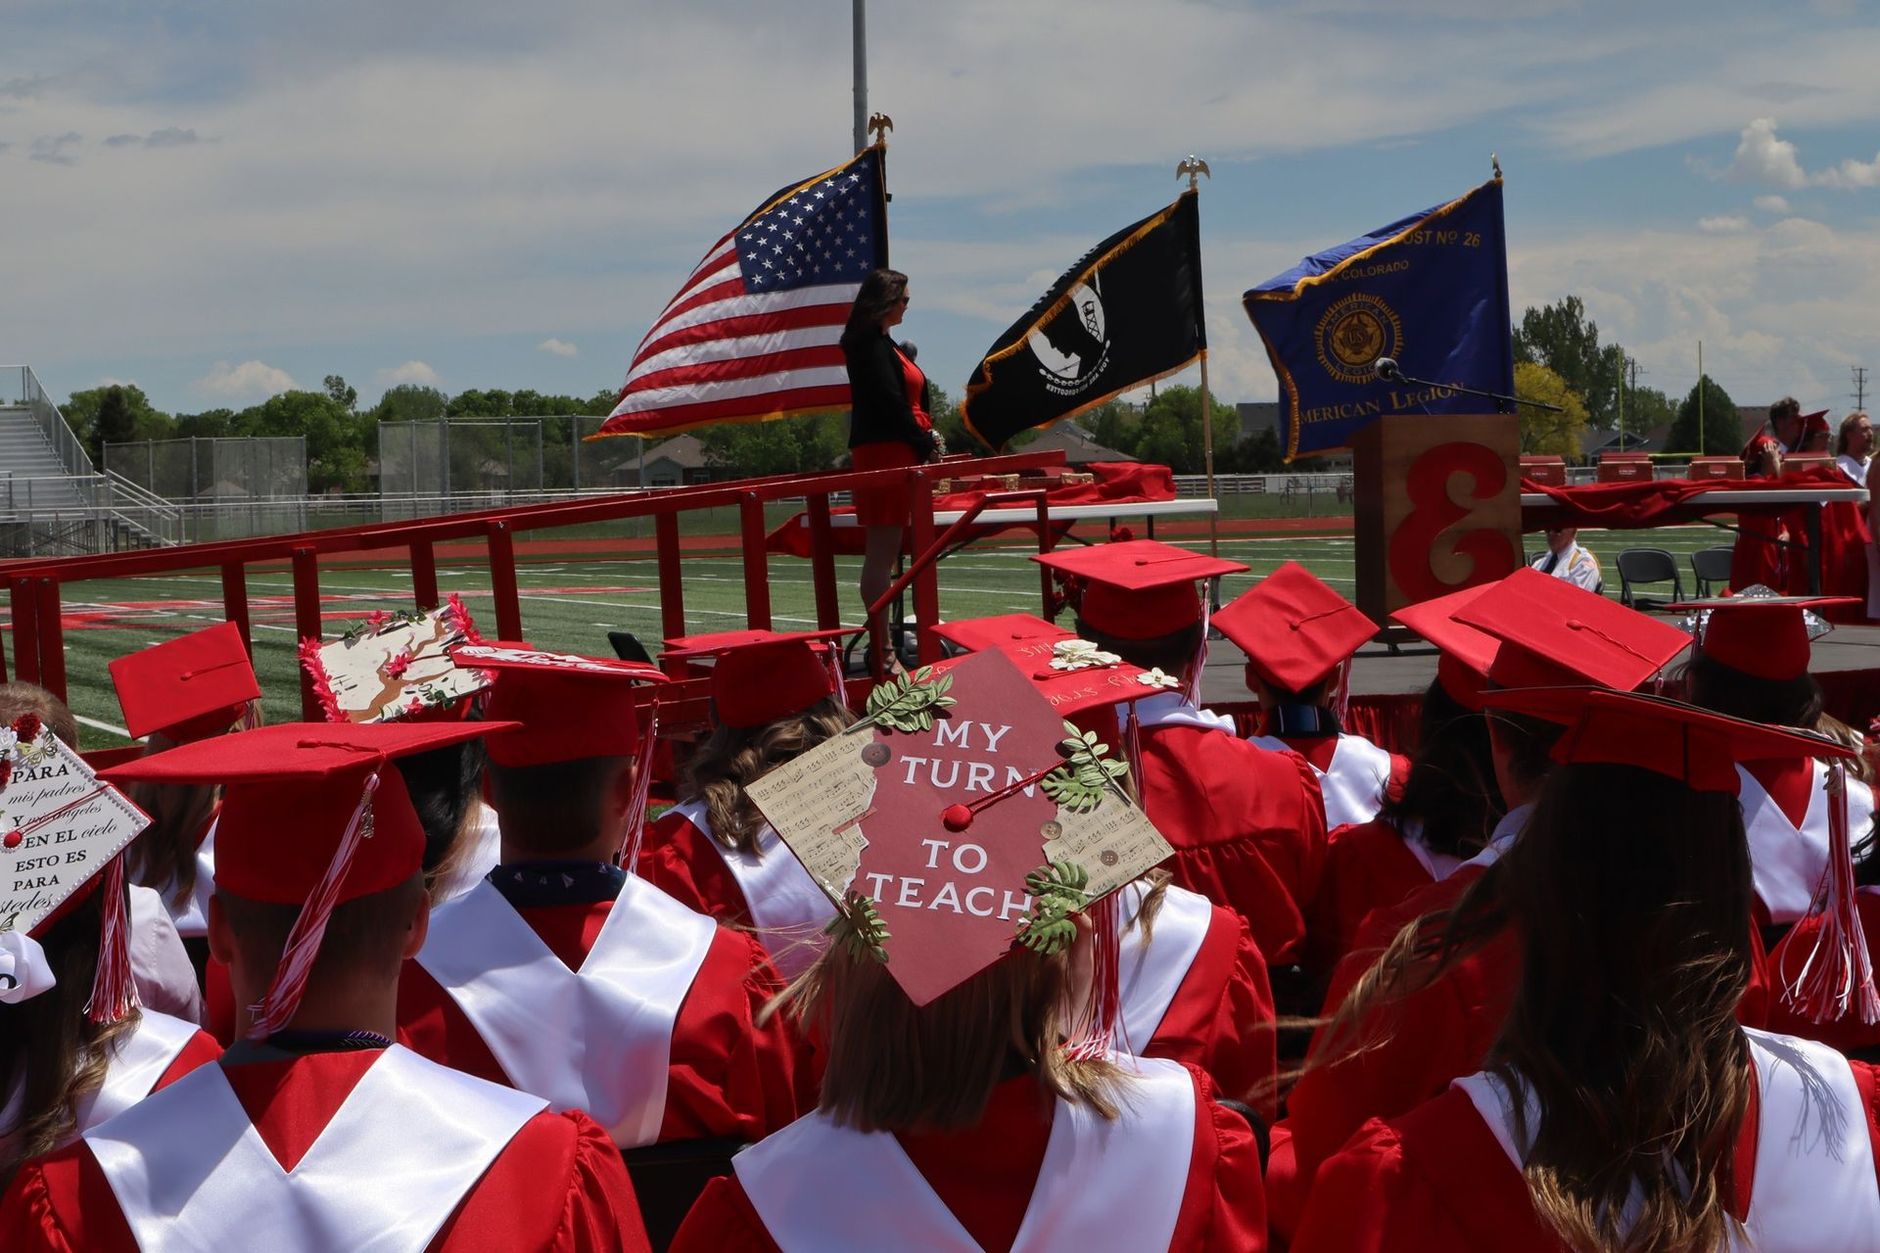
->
[5,0,1880,419]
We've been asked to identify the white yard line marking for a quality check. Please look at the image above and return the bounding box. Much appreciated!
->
[75,714,131,738]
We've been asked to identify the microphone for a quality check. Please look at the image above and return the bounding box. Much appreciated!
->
[1366,355,1555,413]
[1373,357,1402,382]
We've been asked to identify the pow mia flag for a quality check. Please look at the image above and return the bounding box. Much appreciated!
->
[961,190,1204,449]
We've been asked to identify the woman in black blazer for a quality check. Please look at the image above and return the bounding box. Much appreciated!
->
[841,268,939,611]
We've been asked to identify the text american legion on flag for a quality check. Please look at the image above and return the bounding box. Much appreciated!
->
[603,148,889,436]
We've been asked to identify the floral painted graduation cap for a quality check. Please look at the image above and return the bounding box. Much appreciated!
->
[1213,561,1377,692]
[1678,595,1857,682]
[102,719,513,1037]
[745,648,1174,1011]
[0,714,152,1020]
[1388,579,1505,708]
[301,596,490,724]
[1453,567,1690,691]
[109,620,261,743]
[932,613,1183,715]
[663,627,853,729]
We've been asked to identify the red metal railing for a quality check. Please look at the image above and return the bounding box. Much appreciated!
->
[2,451,1066,721]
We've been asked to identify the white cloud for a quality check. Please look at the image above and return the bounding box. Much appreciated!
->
[28,131,81,165]
[1754,194,1791,213]
[193,359,295,402]
[1819,151,1880,189]
[1698,215,1750,234]
[1724,118,1809,189]
[376,360,442,387]
[537,338,579,358]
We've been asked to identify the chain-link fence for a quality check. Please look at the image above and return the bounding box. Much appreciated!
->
[377,417,655,505]
[103,436,309,541]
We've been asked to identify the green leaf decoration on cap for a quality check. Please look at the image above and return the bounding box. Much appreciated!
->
[1017,859,1092,955]
[825,888,891,963]
[1040,723,1129,813]
[860,666,957,734]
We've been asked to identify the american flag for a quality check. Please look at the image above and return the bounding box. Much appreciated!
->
[598,146,889,438]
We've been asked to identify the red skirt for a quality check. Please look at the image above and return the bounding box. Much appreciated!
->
[850,441,920,527]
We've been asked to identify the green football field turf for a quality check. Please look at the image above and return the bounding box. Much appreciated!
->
[23,523,1731,750]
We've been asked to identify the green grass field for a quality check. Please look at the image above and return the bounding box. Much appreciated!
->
[19,520,1732,751]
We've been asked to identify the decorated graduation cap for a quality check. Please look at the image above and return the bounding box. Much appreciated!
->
[1454,566,1690,691]
[1032,539,1247,641]
[1389,580,1503,708]
[109,621,261,743]
[1681,595,1856,682]
[1484,685,1876,1025]
[933,613,1183,716]
[102,719,510,1037]
[0,714,152,1021]
[745,649,1173,1038]
[1215,561,1376,693]
[663,627,852,730]
[449,644,669,768]
[302,596,490,724]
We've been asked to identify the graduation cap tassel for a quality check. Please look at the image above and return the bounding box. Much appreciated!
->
[620,706,660,874]
[249,770,381,1039]
[1780,761,1880,1026]
[83,854,138,1025]
[1064,889,1123,1062]
[1184,594,1213,707]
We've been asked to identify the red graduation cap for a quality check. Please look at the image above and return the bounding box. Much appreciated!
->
[749,649,1173,1017]
[1803,409,1832,439]
[108,621,260,743]
[101,719,510,1036]
[1455,567,1690,691]
[664,628,852,730]
[1389,580,1503,707]
[1682,595,1857,682]
[1214,561,1376,691]
[1032,540,1247,640]
[931,613,1071,658]
[449,645,668,767]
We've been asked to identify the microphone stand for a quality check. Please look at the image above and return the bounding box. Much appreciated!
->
[1375,365,1562,413]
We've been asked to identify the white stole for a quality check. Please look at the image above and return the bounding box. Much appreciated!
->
[1739,762,1876,924]
[415,875,717,1148]
[668,798,835,979]
[1128,692,1238,735]
[87,1046,543,1253]
[1248,732,1393,830]
[70,1010,201,1136]
[1454,802,1536,875]
[1115,882,1213,1057]
[1456,1030,1880,1250]
[735,1056,1197,1252]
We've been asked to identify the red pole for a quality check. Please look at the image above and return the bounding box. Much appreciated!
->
[487,523,523,642]
[291,547,323,720]
[655,512,685,642]
[739,493,772,629]
[32,578,66,701]
[410,540,439,611]
[908,471,940,665]
[10,579,40,685]
[806,493,841,629]
[221,562,253,654]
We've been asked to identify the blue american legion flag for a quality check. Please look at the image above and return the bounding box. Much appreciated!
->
[598,146,889,438]
[1243,177,1513,462]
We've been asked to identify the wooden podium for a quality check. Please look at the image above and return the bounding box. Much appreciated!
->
[1352,414,1524,623]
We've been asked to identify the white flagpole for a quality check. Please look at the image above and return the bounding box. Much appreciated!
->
[1178,156,1218,561]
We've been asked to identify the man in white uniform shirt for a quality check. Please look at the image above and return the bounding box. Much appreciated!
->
[1530,524,1602,593]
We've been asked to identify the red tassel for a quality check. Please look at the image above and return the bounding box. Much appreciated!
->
[1779,761,1880,1025]
[1183,596,1212,707]
[1064,889,1123,1061]
[84,855,138,1025]
[620,705,660,874]
[249,771,380,1039]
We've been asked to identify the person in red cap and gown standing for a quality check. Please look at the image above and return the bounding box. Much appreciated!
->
[1032,540,1327,967]
[670,650,1265,1251]
[1294,690,1880,1252]
[1,720,649,1251]
[396,646,812,1153]
[641,631,853,978]
[1733,396,1807,594]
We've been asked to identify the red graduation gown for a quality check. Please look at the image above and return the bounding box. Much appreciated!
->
[1291,1050,1880,1253]
[1303,815,1436,989]
[0,1050,648,1252]
[641,809,757,929]
[668,1065,1267,1253]
[395,898,813,1144]
[1136,724,1327,964]
[1144,898,1279,1118]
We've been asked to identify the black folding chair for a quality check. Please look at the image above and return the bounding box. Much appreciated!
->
[1690,546,1734,597]
[621,1137,747,1250]
[1615,547,1685,610]
[607,631,654,663]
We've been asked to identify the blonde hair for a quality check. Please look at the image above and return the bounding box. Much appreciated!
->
[776,938,1128,1133]
[123,700,260,911]
[680,696,854,854]
[1838,410,1871,457]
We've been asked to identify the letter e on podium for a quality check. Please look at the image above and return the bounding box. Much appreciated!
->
[1352,414,1522,621]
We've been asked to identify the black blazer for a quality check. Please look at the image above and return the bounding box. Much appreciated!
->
[843,331,935,455]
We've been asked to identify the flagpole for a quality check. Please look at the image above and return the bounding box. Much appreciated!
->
[1178,156,1218,562]
[852,0,868,155]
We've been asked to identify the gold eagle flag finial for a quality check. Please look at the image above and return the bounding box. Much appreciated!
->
[868,113,894,147]
[1177,155,1211,190]
[1491,152,1503,180]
